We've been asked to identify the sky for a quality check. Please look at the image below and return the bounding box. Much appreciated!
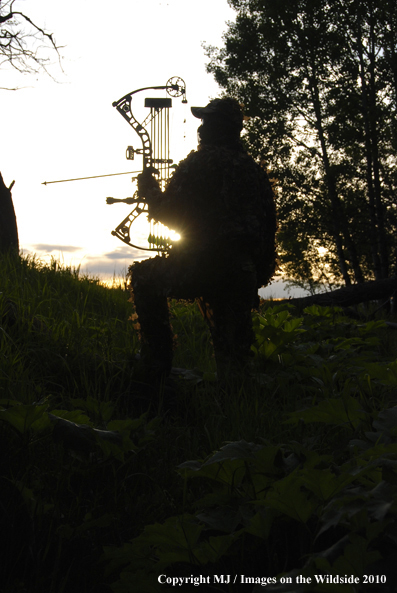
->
[0,0,306,298]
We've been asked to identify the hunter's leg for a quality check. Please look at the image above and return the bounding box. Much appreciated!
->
[198,265,258,384]
[128,258,174,377]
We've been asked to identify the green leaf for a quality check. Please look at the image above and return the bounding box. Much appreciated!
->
[139,515,204,569]
[332,534,381,576]
[373,407,397,437]
[196,506,245,533]
[0,404,48,434]
[194,533,236,564]
[70,396,115,422]
[0,399,22,407]
[364,362,397,386]
[258,469,317,523]
[246,507,279,540]
[50,409,92,425]
[285,396,366,429]
[301,468,360,502]
[102,543,137,577]
[202,440,263,465]
[49,413,123,457]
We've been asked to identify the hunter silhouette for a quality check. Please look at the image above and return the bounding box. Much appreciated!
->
[128,97,277,387]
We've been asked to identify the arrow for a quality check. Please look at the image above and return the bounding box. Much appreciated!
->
[42,170,142,185]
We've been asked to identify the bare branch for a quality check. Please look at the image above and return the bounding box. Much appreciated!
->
[0,12,13,24]
[12,10,59,55]
[0,0,63,84]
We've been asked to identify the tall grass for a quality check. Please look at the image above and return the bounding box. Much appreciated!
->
[1,254,139,402]
[1,253,397,592]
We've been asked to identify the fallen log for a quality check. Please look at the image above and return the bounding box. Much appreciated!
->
[270,277,397,309]
[0,172,19,254]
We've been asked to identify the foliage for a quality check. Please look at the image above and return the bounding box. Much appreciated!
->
[103,304,397,592]
[204,0,397,286]
[2,253,397,592]
[0,253,156,592]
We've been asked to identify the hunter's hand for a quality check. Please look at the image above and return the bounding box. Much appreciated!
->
[137,167,160,199]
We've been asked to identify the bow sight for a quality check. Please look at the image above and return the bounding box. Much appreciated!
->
[106,76,187,252]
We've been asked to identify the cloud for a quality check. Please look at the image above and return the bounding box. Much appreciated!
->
[21,242,153,281]
[102,249,138,260]
[80,249,152,280]
[29,244,82,253]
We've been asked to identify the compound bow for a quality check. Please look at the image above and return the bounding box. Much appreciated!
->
[106,76,187,251]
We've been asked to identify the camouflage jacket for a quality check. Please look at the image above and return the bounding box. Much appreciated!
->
[146,144,277,286]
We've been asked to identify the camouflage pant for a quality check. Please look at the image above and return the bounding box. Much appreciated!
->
[128,249,258,380]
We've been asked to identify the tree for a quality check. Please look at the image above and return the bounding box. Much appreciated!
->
[0,0,61,90]
[1,0,61,253]
[0,174,18,253]
[205,0,397,288]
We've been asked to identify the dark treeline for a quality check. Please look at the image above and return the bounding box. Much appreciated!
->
[206,0,397,290]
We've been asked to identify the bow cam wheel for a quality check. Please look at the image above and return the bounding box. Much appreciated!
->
[166,77,186,97]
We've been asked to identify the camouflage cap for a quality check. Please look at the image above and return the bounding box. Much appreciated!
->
[191,98,243,130]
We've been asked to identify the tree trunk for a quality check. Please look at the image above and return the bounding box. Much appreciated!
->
[356,12,385,280]
[368,14,389,278]
[305,49,364,285]
[0,173,19,254]
[308,78,351,286]
[271,277,397,310]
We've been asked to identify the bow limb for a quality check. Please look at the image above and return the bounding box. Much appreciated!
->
[110,197,152,251]
[113,93,152,169]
